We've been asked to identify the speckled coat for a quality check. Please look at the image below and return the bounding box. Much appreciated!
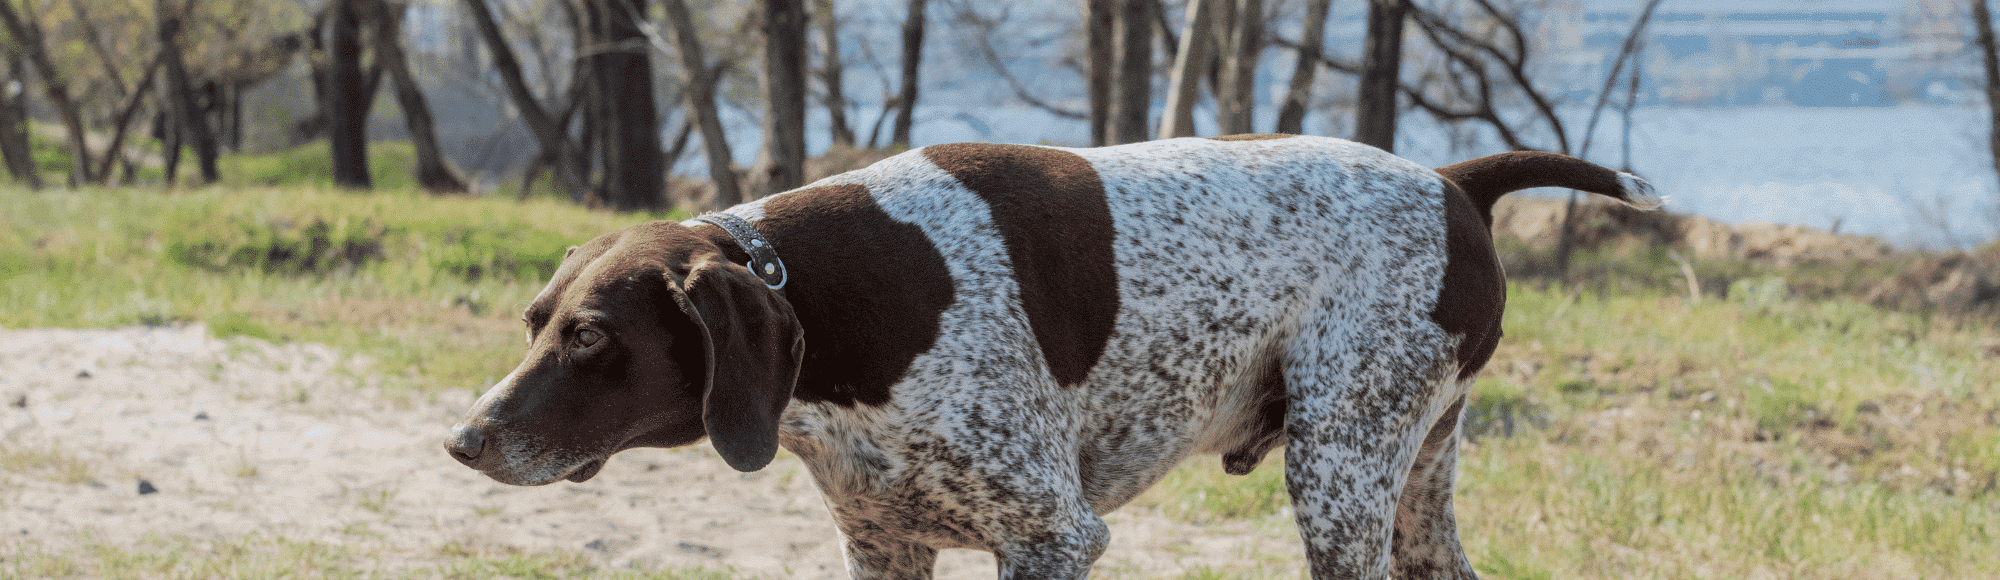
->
[443,134,1661,579]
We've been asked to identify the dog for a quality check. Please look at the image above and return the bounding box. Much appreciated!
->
[443,134,1660,578]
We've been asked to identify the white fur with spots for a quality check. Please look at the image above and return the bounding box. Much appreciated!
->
[702,136,1520,579]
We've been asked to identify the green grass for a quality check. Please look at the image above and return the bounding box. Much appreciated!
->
[1137,282,2000,579]
[0,183,675,392]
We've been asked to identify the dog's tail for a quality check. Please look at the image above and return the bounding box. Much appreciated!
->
[1435,151,1663,220]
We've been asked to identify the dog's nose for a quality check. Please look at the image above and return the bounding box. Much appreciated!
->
[445,424,487,465]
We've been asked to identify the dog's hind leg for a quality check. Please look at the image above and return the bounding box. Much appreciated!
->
[1281,312,1462,579]
[1391,394,1479,579]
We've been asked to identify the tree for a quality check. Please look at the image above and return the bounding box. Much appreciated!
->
[461,0,589,200]
[0,54,39,188]
[1215,0,1262,135]
[1085,0,1115,145]
[761,0,808,193]
[0,0,93,185]
[590,0,666,210]
[160,0,223,185]
[1159,0,1213,138]
[817,0,855,148]
[369,0,468,193]
[1974,0,2000,184]
[660,0,741,208]
[1110,0,1153,143]
[1353,0,1407,151]
[891,0,925,148]
[325,0,370,189]
[1275,0,1331,135]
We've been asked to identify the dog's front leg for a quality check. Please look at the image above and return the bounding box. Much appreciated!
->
[989,512,1110,580]
[840,533,939,580]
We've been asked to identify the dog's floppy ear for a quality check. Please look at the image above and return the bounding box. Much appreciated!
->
[671,255,804,472]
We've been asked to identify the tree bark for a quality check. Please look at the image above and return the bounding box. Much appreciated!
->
[0,55,40,188]
[817,0,855,148]
[325,0,371,189]
[160,0,222,185]
[1275,0,1330,135]
[1215,0,1262,135]
[661,0,741,208]
[0,0,93,185]
[91,56,163,185]
[594,0,666,210]
[1975,0,2000,184]
[369,0,467,193]
[1159,0,1212,138]
[1352,0,1405,151]
[1110,0,1153,144]
[460,0,589,200]
[891,0,926,148]
[762,0,808,193]
[1085,0,1115,145]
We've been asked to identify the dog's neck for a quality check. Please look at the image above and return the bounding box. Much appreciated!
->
[689,213,788,292]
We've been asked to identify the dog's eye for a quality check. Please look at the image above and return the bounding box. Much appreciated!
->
[576,328,602,348]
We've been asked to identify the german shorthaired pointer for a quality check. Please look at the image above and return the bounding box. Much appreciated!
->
[443,134,1660,579]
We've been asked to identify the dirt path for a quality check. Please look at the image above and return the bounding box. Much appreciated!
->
[0,326,1302,578]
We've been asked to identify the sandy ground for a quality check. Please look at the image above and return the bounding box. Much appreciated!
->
[0,325,1303,578]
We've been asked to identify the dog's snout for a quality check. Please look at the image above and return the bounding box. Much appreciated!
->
[445,423,488,465]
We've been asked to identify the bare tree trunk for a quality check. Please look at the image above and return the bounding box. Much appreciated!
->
[325,0,371,189]
[1275,0,1330,134]
[1085,0,1115,145]
[1352,0,1405,151]
[1975,0,2000,184]
[461,0,589,200]
[91,57,163,185]
[1215,0,1261,135]
[661,0,741,208]
[762,0,808,193]
[160,0,221,185]
[370,0,468,193]
[817,0,855,148]
[1110,0,1153,144]
[891,0,926,148]
[595,0,666,210]
[1159,0,1212,139]
[0,55,39,188]
[0,0,92,185]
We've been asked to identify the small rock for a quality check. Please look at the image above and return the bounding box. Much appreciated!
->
[677,542,723,557]
[194,411,210,421]
[585,539,609,552]
[8,393,23,408]
[86,480,107,489]
[137,480,158,495]
[75,370,91,379]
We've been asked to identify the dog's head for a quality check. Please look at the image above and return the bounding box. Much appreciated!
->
[444,221,803,485]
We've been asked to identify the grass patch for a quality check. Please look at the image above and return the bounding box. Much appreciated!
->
[0,183,675,392]
[1136,282,2000,578]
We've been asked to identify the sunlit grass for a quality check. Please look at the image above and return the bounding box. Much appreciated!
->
[1138,283,2000,579]
[0,183,675,392]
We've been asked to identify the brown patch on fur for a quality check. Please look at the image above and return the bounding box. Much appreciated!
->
[1431,181,1506,380]
[922,143,1118,388]
[1206,133,1299,141]
[754,185,957,407]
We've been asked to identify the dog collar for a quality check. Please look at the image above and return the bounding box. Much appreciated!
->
[690,213,788,290]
